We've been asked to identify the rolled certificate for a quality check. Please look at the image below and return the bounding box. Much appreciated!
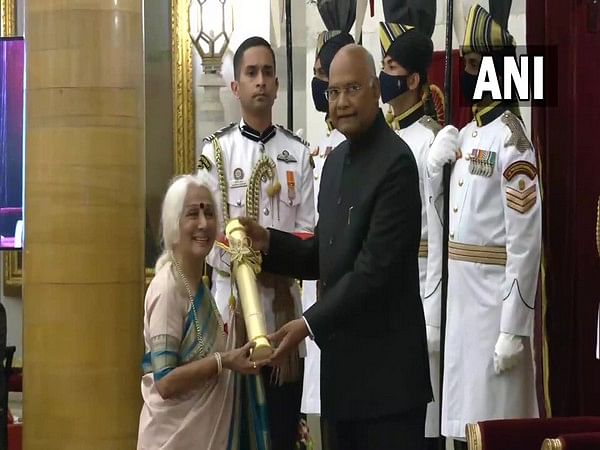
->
[225,219,273,361]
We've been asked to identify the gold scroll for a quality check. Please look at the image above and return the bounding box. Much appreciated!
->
[225,219,273,361]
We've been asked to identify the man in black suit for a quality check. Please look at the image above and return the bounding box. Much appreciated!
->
[241,44,432,450]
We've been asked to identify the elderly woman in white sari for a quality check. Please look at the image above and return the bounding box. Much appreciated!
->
[137,173,270,449]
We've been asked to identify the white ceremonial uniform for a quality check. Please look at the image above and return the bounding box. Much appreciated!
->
[198,121,315,340]
[429,108,541,439]
[393,107,441,438]
[300,127,345,415]
[393,110,437,296]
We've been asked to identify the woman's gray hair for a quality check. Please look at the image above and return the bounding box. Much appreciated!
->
[154,171,222,272]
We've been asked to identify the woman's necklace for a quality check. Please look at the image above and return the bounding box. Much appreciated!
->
[172,257,225,357]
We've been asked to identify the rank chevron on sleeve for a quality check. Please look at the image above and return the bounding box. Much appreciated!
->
[506,184,537,214]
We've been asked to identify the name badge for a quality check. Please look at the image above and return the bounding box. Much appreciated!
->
[230,167,247,188]
[230,180,247,189]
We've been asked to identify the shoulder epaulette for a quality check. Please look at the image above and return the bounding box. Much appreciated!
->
[419,115,442,136]
[203,122,237,143]
[275,124,310,148]
[197,154,213,171]
[501,111,532,153]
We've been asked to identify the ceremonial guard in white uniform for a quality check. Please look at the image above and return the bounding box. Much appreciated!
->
[301,31,353,423]
[197,37,315,450]
[199,121,314,326]
[427,6,541,447]
[379,22,442,448]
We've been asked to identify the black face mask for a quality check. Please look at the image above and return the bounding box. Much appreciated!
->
[379,71,410,104]
[311,77,329,113]
[461,71,479,104]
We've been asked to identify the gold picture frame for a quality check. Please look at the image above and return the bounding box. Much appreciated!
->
[0,0,15,37]
[171,0,196,175]
[1,0,198,292]
[1,0,20,297]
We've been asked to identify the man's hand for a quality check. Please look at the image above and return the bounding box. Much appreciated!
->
[493,332,525,374]
[267,318,309,366]
[238,217,270,253]
[427,125,460,177]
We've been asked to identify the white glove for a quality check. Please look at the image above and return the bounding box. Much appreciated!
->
[427,125,459,177]
[493,332,525,374]
[295,128,304,138]
[426,325,440,354]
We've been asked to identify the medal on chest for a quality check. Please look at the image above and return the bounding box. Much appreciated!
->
[286,170,296,206]
[468,149,497,177]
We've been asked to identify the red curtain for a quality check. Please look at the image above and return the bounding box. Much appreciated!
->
[527,0,600,416]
